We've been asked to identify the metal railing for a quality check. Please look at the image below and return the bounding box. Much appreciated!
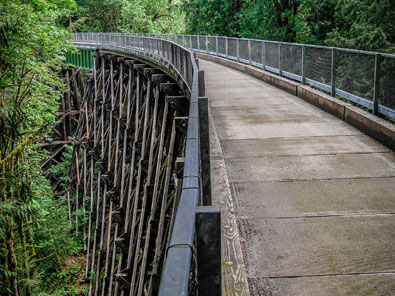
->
[70,33,201,295]
[134,33,395,119]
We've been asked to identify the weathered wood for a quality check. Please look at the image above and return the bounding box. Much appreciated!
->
[144,68,163,77]
[129,78,153,295]
[83,149,87,250]
[135,83,161,296]
[47,52,191,296]
[151,115,176,284]
[151,74,172,83]
[160,82,181,96]
[107,60,124,296]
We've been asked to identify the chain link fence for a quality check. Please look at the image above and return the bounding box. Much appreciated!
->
[227,38,237,61]
[265,42,280,73]
[147,33,394,119]
[379,55,395,114]
[281,43,302,81]
[218,37,226,57]
[305,46,332,91]
[239,39,249,62]
[250,40,263,67]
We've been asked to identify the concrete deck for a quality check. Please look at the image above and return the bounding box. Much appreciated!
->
[202,59,395,296]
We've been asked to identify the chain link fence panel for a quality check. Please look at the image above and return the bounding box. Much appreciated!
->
[305,46,332,89]
[228,38,237,60]
[208,36,216,53]
[191,36,198,51]
[335,50,375,104]
[218,37,226,56]
[198,36,206,51]
[379,56,395,113]
[281,44,302,81]
[265,42,280,72]
[239,39,249,62]
[250,40,263,66]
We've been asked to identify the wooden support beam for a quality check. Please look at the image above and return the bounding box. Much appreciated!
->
[151,74,172,84]
[129,78,154,295]
[143,68,163,77]
[149,115,177,295]
[175,157,185,179]
[48,52,191,296]
[160,83,182,96]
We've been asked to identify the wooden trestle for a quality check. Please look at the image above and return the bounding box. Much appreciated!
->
[44,51,189,295]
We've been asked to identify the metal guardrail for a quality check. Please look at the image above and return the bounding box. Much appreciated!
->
[131,33,395,119]
[70,33,201,295]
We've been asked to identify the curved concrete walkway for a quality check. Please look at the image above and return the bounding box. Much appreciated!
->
[202,59,395,295]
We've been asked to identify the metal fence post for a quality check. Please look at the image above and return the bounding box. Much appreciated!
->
[215,36,218,56]
[226,37,228,59]
[373,53,381,115]
[197,37,200,51]
[262,41,265,70]
[237,39,240,62]
[248,40,251,65]
[190,35,192,50]
[206,35,208,53]
[302,45,306,84]
[279,43,283,76]
[331,48,336,97]
[182,35,185,47]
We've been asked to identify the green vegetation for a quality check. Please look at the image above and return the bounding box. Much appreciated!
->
[0,0,187,294]
[185,0,395,52]
[70,0,186,33]
[0,0,85,295]
[1,0,393,295]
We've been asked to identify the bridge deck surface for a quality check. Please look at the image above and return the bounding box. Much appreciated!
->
[201,59,395,296]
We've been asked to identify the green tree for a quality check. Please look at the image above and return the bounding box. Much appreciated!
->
[185,0,244,36]
[325,0,395,52]
[296,0,336,44]
[72,0,186,33]
[239,0,300,41]
[0,0,75,294]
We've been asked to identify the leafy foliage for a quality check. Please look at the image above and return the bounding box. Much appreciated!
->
[71,0,186,33]
[0,0,84,295]
[185,0,395,52]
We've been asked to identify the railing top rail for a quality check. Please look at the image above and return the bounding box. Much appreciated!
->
[122,32,395,58]
[117,32,394,119]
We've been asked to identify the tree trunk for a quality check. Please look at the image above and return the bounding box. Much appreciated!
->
[6,218,19,296]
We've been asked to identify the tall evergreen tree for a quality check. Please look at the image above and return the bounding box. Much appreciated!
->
[0,0,75,294]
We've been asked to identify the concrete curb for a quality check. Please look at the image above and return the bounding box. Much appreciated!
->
[196,52,395,151]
